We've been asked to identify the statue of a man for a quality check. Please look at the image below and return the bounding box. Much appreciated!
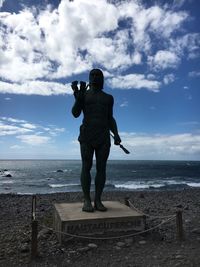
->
[71,69,121,212]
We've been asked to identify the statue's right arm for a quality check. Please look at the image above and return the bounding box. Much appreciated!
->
[71,99,82,118]
[71,82,83,118]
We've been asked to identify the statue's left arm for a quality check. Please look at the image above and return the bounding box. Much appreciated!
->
[109,96,121,145]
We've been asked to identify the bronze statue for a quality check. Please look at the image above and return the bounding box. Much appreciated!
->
[71,69,121,212]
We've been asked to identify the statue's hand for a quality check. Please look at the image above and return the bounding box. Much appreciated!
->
[71,81,79,98]
[114,134,121,145]
[80,81,87,93]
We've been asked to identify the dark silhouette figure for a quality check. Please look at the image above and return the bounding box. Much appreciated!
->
[71,69,121,212]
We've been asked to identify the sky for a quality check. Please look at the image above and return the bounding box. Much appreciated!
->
[0,0,200,160]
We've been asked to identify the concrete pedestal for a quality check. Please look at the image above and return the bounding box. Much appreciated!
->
[53,201,145,243]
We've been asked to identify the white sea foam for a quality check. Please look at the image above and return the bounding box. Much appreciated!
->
[115,182,149,190]
[0,180,14,184]
[114,179,193,190]
[17,192,34,195]
[49,183,79,188]
[187,182,200,188]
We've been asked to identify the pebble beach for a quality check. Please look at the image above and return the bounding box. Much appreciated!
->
[0,189,200,266]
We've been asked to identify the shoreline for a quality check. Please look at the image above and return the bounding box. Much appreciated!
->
[0,184,199,196]
[1,188,200,266]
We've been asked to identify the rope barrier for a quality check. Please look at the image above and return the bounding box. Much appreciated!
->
[40,215,176,240]
[29,195,184,260]
[127,199,176,219]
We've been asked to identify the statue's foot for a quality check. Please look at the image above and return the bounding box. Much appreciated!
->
[94,201,107,212]
[82,200,94,212]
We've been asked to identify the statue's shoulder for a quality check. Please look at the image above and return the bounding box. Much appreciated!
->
[102,90,113,99]
[102,91,114,105]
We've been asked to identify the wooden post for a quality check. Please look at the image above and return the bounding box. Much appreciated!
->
[124,197,130,207]
[143,215,147,230]
[176,210,184,242]
[31,195,38,260]
[32,195,36,221]
[31,220,38,259]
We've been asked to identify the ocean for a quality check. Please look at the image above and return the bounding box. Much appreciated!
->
[0,160,200,194]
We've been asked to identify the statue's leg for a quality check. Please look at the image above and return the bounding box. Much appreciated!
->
[94,143,110,211]
[80,143,94,212]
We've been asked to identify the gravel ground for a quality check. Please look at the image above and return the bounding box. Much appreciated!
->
[0,189,200,266]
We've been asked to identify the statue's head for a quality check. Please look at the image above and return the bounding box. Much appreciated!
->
[89,69,104,90]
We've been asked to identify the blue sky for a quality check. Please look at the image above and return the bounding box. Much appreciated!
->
[0,0,200,160]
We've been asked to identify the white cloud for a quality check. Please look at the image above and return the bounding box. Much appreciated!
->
[0,116,66,143]
[170,33,200,60]
[4,97,11,100]
[21,123,37,129]
[85,31,134,70]
[178,121,199,126]
[1,117,27,123]
[172,0,186,8]
[16,134,51,145]
[119,3,188,53]
[0,81,72,95]
[10,145,23,149]
[132,52,142,65]
[163,74,175,85]
[0,0,5,8]
[107,74,161,92]
[48,127,65,136]
[0,124,33,136]
[119,100,128,107]
[0,0,196,94]
[189,71,200,78]
[0,0,119,82]
[110,132,200,160]
[147,74,156,80]
[148,50,180,70]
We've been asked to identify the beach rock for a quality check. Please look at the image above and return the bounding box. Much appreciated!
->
[88,243,98,249]
[124,238,133,245]
[139,240,146,245]
[20,243,30,253]
[191,228,200,234]
[144,208,150,213]
[77,247,90,253]
[116,241,125,247]
[38,228,52,239]
[139,193,145,198]
[175,254,183,259]
[3,174,12,177]
[3,169,8,172]
[57,169,64,173]
[68,250,77,254]
[62,259,71,265]
[185,219,192,223]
